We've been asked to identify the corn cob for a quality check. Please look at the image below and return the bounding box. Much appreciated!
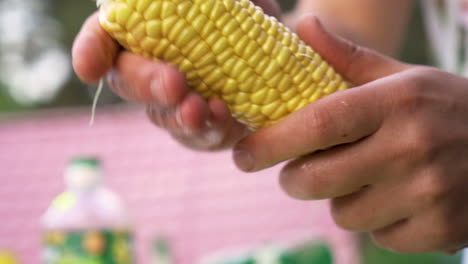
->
[97,0,349,129]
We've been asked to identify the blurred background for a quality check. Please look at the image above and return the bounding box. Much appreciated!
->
[0,0,462,263]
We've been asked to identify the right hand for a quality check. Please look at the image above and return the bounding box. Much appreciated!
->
[72,0,281,151]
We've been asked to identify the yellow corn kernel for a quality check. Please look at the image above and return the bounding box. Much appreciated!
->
[98,0,350,129]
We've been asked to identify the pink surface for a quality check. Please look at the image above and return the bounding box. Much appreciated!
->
[0,105,359,264]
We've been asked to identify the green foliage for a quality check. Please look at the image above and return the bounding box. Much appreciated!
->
[0,84,23,111]
[277,0,296,11]
[399,2,431,65]
[361,236,462,264]
[285,242,333,264]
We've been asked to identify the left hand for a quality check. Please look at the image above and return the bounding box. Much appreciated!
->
[233,16,468,254]
[72,0,281,151]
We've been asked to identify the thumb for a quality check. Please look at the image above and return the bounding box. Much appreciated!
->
[297,15,408,85]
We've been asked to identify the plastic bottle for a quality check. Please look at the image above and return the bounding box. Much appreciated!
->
[41,157,134,264]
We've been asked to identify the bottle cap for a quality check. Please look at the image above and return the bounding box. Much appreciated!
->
[70,157,100,168]
[65,156,102,191]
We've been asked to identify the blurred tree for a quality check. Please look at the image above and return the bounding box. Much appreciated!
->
[46,0,118,109]
[0,82,22,111]
[400,1,431,65]
[278,0,296,11]
[0,0,118,113]
[0,0,72,109]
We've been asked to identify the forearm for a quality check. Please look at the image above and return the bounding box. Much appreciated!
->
[283,0,415,57]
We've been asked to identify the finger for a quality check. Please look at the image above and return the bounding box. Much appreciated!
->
[109,51,187,106]
[147,92,208,132]
[296,15,408,85]
[368,165,468,253]
[177,93,210,131]
[279,134,386,200]
[370,183,468,254]
[72,13,119,84]
[330,182,413,232]
[208,97,234,125]
[146,106,178,130]
[146,96,248,151]
[372,208,468,254]
[206,98,250,149]
[233,80,388,172]
[169,97,226,150]
[208,98,247,140]
[175,98,248,150]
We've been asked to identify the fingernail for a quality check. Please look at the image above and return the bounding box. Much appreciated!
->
[146,104,160,121]
[107,69,122,93]
[201,128,223,146]
[175,108,194,135]
[150,70,169,105]
[233,145,254,171]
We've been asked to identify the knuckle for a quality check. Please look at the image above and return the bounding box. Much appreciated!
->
[343,45,366,78]
[393,67,442,114]
[389,69,452,165]
[303,107,334,143]
[396,81,427,113]
[415,171,448,208]
[396,119,441,164]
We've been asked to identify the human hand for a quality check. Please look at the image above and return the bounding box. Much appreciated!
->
[72,0,280,151]
[233,16,468,254]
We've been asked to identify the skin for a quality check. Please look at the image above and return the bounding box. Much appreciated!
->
[73,0,468,254]
[234,17,468,254]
